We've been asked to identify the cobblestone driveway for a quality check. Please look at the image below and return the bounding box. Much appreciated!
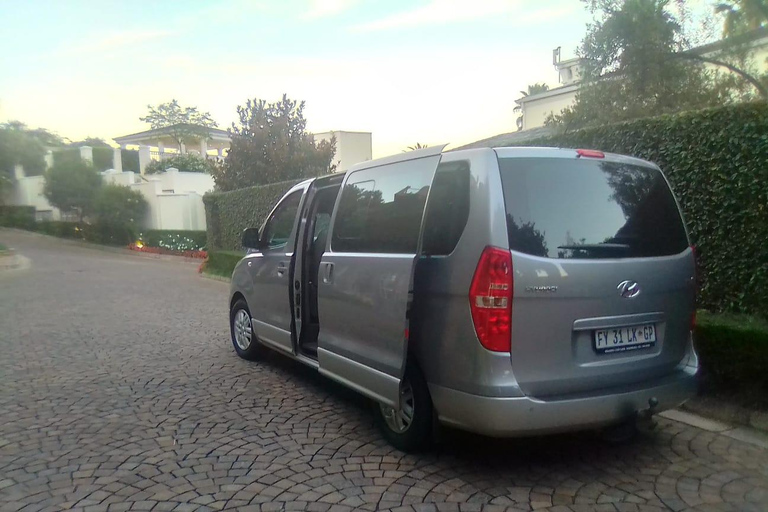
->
[1,230,767,512]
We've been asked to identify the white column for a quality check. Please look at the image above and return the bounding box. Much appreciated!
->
[13,164,25,180]
[180,142,186,155]
[44,150,54,170]
[113,147,122,173]
[79,146,93,164]
[217,148,224,157]
[138,145,151,175]
[158,141,165,158]
[199,138,208,157]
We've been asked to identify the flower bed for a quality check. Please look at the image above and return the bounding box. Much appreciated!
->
[127,242,207,259]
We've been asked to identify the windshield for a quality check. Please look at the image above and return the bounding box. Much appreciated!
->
[498,157,688,259]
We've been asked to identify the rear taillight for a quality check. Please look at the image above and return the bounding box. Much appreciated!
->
[690,310,697,331]
[576,149,605,159]
[469,246,513,352]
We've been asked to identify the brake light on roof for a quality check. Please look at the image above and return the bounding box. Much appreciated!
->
[576,149,605,158]
[469,246,513,352]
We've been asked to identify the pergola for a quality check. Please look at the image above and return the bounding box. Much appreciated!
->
[114,123,231,156]
[113,123,231,174]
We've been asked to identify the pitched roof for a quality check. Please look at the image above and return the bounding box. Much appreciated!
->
[114,123,230,144]
[453,126,555,150]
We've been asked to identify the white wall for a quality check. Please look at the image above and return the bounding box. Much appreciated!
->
[315,131,372,172]
[128,178,207,231]
[154,169,215,195]
[9,162,211,230]
[8,174,62,221]
[521,89,578,130]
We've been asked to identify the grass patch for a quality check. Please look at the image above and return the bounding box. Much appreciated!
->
[695,310,768,409]
[202,250,244,279]
[0,242,7,252]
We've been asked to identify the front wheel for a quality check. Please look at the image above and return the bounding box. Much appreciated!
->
[230,299,263,360]
[374,363,433,452]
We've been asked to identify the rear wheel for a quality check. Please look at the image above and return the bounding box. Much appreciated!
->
[374,363,433,452]
[230,299,263,360]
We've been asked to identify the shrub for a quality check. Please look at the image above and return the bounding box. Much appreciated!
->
[92,147,114,172]
[203,179,302,250]
[695,311,768,408]
[52,148,81,167]
[35,221,83,239]
[201,250,245,278]
[91,184,148,246]
[44,158,102,221]
[121,149,140,173]
[509,102,768,316]
[139,230,207,251]
[145,154,214,174]
[0,205,35,229]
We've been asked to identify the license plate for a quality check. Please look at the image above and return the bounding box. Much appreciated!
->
[594,324,656,354]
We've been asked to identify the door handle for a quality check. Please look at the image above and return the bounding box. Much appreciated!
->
[322,262,334,284]
[276,262,288,277]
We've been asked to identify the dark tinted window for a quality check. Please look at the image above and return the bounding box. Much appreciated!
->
[422,161,470,256]
[263,191,302,250]
[498,158,688,259]
[332,164,433,253]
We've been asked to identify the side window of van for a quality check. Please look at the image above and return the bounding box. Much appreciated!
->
[262,191,302,251]
[422,161,470,256]
[332,165,433,254]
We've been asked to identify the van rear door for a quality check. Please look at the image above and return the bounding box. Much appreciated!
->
[316,147,444,408]
[496,151,695,398]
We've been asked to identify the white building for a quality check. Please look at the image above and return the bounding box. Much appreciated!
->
[516,27,768,131]
[313,131,373,172]
[6,147,214,230]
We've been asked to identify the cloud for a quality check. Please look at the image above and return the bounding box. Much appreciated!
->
[351,0,575,32]
[304,0,359,19]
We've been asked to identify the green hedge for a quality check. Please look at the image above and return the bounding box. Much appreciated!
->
[140,230,207,251]
[203,179,302,250]
[202,250,244,278]
[92,147,114,172]
[52,148,81,166]
[695,311,768,407]
[121,149,140,173]
[0,205,36,229]
[512,102,768,316]
[34,220,136,246]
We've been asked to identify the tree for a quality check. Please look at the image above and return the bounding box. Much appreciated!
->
[140,99,218,151]
[547,0,742,129]
[404,143,428,152]
[514,83,550,130]
[91,184,148,245]
[212,94,336,191]
[69,137,111,148]
[717,0,768,36]
[43,159,102,221]
[145,154,215,174]
[0,122,50,177]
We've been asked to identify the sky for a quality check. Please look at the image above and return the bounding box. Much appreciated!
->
[0,0,594,157]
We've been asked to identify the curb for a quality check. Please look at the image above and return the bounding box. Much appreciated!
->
[1,228,202,265]
[681,397,768,433]
[200,272,231,283]
[660,409,768,449]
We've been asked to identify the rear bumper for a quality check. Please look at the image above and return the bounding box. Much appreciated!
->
[429,365,698,437]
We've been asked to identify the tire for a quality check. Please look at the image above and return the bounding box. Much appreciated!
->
[374,363,433,452]
[230,299,263,360]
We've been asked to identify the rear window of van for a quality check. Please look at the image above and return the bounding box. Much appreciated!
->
[498,157,688,259]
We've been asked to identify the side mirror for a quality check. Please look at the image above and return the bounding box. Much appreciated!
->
[242,227,261,250]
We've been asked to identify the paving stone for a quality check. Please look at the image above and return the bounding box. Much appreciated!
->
[1,229,767,512]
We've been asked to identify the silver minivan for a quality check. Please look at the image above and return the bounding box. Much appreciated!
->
[228,146,699,451]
